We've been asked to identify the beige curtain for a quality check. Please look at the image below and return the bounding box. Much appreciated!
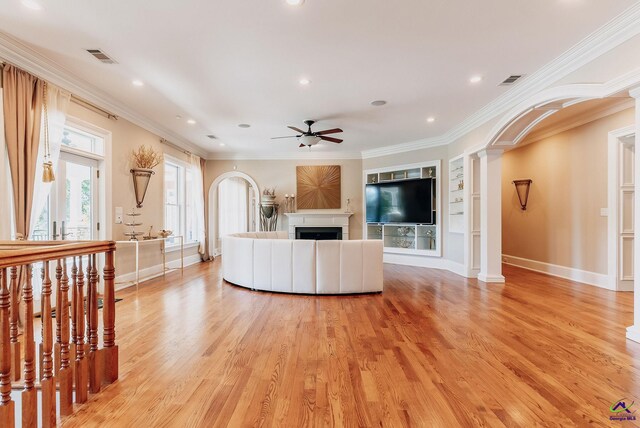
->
[3,64,44,239]
[200,157,212,260]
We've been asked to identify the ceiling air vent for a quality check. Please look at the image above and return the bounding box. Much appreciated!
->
[499,75,523,86]
[206,134,217,140]
[86,49,117,64]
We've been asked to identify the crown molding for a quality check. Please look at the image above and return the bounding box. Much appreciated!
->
[362,3,640,159]
[360,136,448,159]
[2,2,640,162]
[521,98,634,146]
[0,32,209,159]
[207,151,363,161]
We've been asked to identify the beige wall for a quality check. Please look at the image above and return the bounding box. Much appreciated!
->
[67,103,200,276]
[205,158,363,239]
[502,107,635,274]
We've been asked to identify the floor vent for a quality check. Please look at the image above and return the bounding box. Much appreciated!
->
[86,49,117,64]
[499,75,523,86]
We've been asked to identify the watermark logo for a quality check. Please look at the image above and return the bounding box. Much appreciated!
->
[610,398,637,421]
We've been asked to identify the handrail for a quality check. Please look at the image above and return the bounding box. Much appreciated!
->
[0,239,118,427]
[0,241,116,269]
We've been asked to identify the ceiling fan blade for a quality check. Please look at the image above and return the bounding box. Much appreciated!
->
[320,136,343,144]
[299,143,306,148]
[315,128,343,136]
[288,126,306,134]
[271,135,299,139]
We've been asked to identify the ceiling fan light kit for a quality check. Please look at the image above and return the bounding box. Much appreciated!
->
[272,119,344,148]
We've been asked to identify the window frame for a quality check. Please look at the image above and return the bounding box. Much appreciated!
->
[163,154,199,248]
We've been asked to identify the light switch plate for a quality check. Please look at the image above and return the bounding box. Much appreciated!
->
[600,208,608,217]
[115,206,124,224]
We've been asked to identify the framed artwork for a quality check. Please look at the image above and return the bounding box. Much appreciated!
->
[296,165,341,209]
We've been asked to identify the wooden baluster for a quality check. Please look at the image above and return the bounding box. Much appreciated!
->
[0,268,15,427]
[9,267,19,382]
[54,261,62,379]
[22,265,36,428]
[58,259,73,416]
[102,249,118,383]
[75,256,88,403]
[88,254,101,393]
[38,268,44,382]
[41,262,56,427]
[70,258,77,382]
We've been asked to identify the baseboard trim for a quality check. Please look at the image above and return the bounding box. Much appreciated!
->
[502,254,612,290]
[115,254,202,290]
[477,273,506,283]
[627,325,640,343]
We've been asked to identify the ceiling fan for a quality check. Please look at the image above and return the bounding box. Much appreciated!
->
[271,120,343,147]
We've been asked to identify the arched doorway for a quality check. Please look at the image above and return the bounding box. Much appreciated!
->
[208,171,260,257]
[467,80,640,285]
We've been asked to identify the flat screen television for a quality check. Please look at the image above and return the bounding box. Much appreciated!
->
[365,178,434,224]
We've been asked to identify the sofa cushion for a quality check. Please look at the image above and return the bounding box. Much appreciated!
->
[316,241,341,294]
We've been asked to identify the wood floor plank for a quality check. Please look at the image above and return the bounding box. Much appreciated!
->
[59,261,640,427]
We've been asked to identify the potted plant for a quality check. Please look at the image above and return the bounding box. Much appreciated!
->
[130,145,163,208]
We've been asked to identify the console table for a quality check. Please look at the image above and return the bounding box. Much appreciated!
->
[115,235,184,291]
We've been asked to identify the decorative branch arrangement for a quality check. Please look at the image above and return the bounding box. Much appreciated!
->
[130,145,163,169]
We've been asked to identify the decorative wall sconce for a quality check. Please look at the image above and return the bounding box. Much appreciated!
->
[513,179,533,210]
[130,168,154,208]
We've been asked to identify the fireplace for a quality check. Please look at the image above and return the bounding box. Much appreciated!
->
[295,227,343,240]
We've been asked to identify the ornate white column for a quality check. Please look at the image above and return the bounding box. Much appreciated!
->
[477,149,505,283]
[627,88,640,342]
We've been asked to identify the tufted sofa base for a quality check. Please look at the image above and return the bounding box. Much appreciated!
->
[222,232,384,294]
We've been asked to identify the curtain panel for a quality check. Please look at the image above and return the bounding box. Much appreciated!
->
[30,85,71,234]
[2,64,44,239]
[188,154,206,257]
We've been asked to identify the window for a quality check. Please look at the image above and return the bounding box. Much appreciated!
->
[164,157,198,244]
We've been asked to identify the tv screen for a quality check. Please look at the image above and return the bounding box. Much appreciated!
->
[366,178,434,224]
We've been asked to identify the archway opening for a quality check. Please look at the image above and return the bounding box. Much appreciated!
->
[208,171,260,256]
[497,97,634,289]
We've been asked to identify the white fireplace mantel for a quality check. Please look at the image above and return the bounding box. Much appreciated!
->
[285,212,353,240]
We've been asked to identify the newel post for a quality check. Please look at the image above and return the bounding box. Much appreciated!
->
[102,248,118,383]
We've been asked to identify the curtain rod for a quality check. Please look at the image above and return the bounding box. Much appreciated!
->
[160,138,192,157]
[0,61,117,120]
[70,95,118,120]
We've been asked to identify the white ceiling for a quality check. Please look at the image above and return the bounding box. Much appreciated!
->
[0,0,636,157]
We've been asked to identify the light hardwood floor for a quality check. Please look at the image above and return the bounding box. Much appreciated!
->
[60,260,640,427]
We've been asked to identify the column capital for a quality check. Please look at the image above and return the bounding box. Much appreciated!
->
[629,86,640,99]
[477,148,504,159]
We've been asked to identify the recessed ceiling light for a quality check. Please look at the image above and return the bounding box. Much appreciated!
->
[299,78,311,85]
[219,143,226,147]
[370,100,387,106]
[187,119,196,125]
[21,0,42,10]
[238,123,251,128]
[132,79,144,87]
[469,75,483,84]
[287,0,304,5]
[427,117,435,123]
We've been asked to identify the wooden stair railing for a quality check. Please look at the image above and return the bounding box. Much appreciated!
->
[0,240,118,427]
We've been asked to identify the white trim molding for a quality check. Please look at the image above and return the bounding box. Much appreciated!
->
[503,254,613,290]
[115,254,202,290]
[0,32,208,159]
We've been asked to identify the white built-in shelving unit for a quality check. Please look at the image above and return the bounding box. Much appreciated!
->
[449,156,464,234]
[363,160,441,258]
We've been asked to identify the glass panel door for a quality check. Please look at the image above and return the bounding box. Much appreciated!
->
[53,151,100,240]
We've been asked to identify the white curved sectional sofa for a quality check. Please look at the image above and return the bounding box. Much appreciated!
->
[222,231,383,294]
